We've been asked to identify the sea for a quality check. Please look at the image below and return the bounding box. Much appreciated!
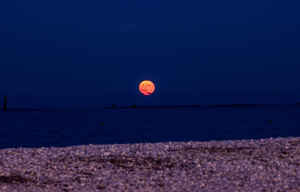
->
[0,105,299,149]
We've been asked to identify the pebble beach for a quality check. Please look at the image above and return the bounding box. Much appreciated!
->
[0,136,300,192]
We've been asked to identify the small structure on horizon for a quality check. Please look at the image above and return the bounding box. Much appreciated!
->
[3,96,7,111]
[130,104,137,108]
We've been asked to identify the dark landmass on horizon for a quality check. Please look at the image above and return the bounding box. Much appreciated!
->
[105,103,300,109]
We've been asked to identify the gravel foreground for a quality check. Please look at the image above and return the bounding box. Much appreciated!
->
[0,137,300,192]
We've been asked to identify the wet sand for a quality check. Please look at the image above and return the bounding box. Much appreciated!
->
[0,137,300,192]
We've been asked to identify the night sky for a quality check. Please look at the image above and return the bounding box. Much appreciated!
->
[1,0,299,108]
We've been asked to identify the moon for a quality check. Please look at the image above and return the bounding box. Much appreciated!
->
[139,80,155,96]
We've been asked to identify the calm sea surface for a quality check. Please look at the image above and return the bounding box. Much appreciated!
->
[0,106,299,149]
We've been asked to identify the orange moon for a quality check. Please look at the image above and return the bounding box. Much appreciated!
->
[139,80,155,96]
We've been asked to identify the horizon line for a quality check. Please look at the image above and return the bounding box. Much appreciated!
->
[1,103,300,112]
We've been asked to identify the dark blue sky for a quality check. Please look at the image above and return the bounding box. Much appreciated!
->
[1,0,299,107]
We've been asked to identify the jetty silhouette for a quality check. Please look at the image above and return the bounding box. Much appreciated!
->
[0,96,65,112]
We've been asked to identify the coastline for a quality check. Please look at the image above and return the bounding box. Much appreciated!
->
[0,136,300,191]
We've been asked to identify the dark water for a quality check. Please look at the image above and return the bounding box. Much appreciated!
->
[0,106,299,149]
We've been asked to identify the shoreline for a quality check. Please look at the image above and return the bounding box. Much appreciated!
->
[0,136,300,191]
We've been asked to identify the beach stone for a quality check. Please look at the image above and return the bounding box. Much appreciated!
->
[0,137,299,191]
